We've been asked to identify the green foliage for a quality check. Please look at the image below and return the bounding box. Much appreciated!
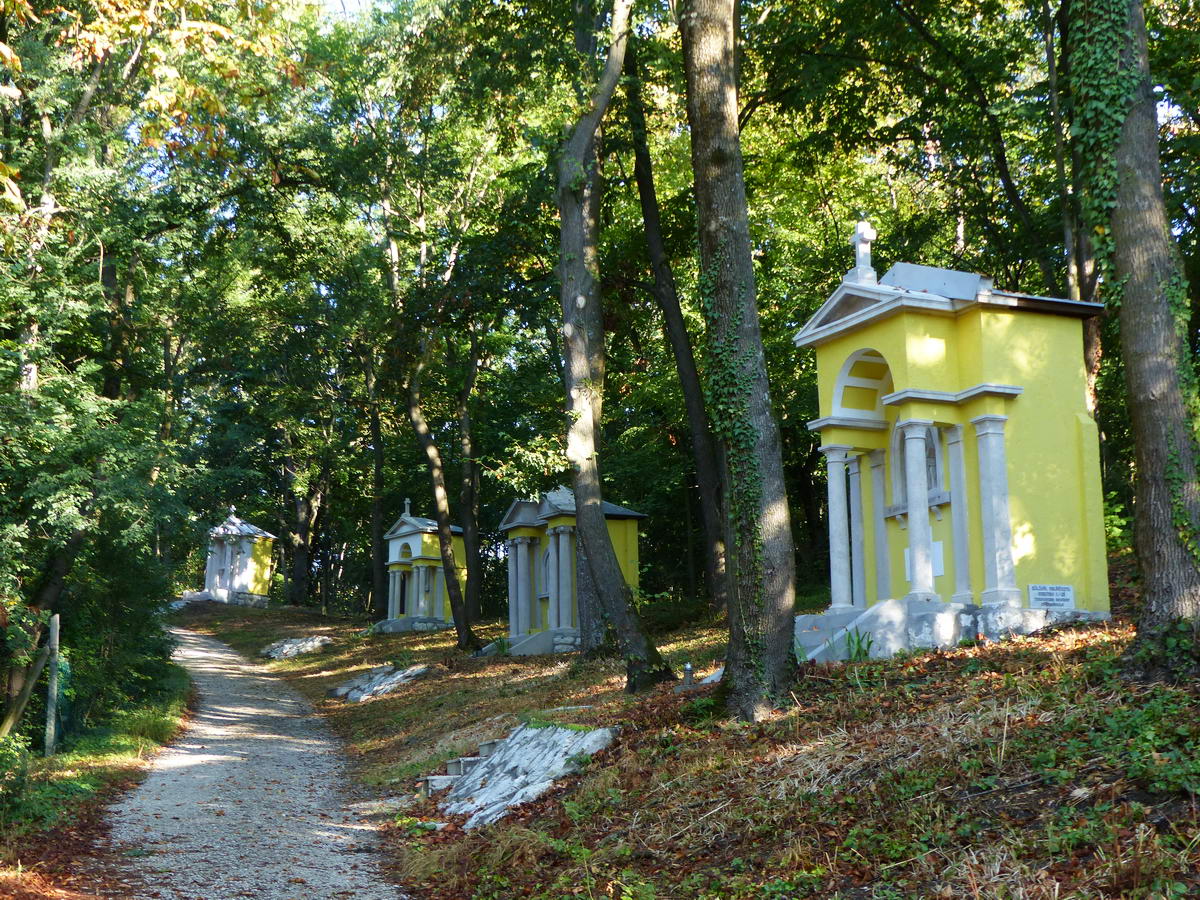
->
[0,662,188,848]
[1070,0,1134,292]
[845,627,875,663]
[679,695,721,725]
[1130,619,1200,680]
[1104,491,1134,552]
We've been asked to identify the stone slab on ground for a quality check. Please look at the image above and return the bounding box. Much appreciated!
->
[107,629,405,900]
[260,635,333,659]
[440,722,617,829]
[330,664,431,702]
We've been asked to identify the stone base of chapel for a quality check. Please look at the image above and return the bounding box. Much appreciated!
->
[373,616,454,634]
[479,627,582,657]
[796,597,1109,664]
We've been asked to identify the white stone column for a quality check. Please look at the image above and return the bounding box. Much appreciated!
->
[514,538,532,635]
[557,527,574,627]
[972,415,1020,606]
[900,420,938,601]
[433,566,445,620]
[946,425,974,604]
[506,540,519,638]
[848,457,867,608]
[420,571,434,619]
[386,571,396,618]
[822,445,854,609]
[546,530,561,629]
[868,450,890,600]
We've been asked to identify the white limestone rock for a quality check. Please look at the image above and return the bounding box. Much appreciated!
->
[440,723,617,829]
[331,664,431,702]
[260,635,333,660]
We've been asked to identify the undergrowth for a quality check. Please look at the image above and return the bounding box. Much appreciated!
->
[0,661,191,862]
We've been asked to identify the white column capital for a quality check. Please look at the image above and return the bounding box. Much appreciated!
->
[820,444,854,463]
[945,423,966,445]
[970,414,1009,436]
[896,418,935,436]
[867,448,886,469]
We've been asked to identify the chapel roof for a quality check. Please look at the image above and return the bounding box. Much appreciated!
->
[210,507,276,540]
[793,224,1103,348]
[384,514,463,540]
[499,487,646,532]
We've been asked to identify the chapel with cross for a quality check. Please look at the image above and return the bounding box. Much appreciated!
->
[791,221,1110,660]
[377,498,465,632]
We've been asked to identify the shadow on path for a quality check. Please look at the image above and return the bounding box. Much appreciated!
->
[105,628,405,900]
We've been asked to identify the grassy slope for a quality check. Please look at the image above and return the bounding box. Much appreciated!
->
[184,603,1200,900]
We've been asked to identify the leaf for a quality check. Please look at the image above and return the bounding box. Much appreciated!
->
[0,40,21,72]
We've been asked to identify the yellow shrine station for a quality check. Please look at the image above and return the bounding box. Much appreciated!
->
[496,486,644,655]
[377,499,465,633]
[199,508,276,608]
[792,222,1110,661]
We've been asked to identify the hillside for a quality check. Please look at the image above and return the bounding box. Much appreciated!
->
[179,601,1200,899]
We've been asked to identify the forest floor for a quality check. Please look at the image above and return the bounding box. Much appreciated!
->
[11,557,1200,899]
[165,564,1200,900]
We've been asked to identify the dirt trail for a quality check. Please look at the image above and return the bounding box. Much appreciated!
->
[104,628,405,900]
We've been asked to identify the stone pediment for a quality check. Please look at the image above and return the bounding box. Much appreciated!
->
[384,514,461,540]
[795,280,957,348]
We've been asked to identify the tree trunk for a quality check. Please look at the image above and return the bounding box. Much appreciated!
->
[456,329,484,624]
[624,37,730,613]
[408,354,481,652]
[365,359,389,619]
[557,0,673,690]
[1110,0,1200,632]
[288,490,321,608]
[681,0,797,719]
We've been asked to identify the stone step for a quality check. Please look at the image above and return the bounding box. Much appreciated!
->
[477,739,505,758]
[794,628,835,650]
[417,774,461,798]
[446,756,485,776]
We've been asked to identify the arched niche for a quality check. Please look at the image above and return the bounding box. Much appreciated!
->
[832,348,893,424]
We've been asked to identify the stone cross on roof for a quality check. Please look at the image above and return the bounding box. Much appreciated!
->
[851,220,877,269]
[404,497,412,517]
[845,219,879,286]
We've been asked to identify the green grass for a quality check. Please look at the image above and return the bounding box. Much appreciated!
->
[0,662,191,859]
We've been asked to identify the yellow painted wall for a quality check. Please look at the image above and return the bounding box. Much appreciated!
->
[813,303,1109,611]
[249,539,274,596]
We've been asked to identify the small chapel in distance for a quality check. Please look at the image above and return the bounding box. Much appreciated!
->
[792,222,1110,660]
[199,508,276,607]
[495,486,644,655]
[376,499,464,633]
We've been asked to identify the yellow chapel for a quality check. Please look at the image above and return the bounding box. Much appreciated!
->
[792,222,1109,660]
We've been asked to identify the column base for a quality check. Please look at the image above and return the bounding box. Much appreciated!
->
[904,590,940,603]
[981,588,1021,607]
[951,591,976,605]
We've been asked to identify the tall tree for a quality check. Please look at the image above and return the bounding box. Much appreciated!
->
[680,0,797,718]
[1075,0,1200,633]
[624,36,730,613]
[556,0,672,690]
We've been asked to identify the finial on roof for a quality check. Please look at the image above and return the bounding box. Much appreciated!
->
[404,497,411,517]
[229,504,237,517]
[846,219,879,286]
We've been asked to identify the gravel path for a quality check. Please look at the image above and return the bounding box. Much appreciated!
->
[106,628,406,900]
